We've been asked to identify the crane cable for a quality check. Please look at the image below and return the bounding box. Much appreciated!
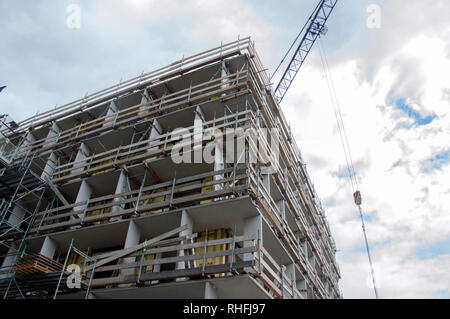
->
[317,37,380,299]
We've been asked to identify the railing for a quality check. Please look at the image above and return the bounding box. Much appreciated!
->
[257,246,304,299]
[0,138,18,167]
[50,109,254,184]
[30,166,249,235]
[15,70,250,160]
[79,232,258,290]
[245,57,340,296]
[7,37,254,137]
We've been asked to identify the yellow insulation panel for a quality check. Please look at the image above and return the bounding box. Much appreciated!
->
[195,229,228,268]
[86,200,106,225]
[67,249,91,270]
[200,176,213,204]
[92,159,114,176]
[141,188,166,216]
[158,142,174,158]
[135,252,156,275]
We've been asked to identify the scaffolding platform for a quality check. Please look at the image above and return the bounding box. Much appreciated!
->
[13,253,64,276]
[0,168,45,198]
[0,271,71,299]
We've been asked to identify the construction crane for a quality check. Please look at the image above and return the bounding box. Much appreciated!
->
[272,0,380,299]
[273,0,338,103]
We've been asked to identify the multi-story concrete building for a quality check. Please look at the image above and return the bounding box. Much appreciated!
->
[0,38,341,299]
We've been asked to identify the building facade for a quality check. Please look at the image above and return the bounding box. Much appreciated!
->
[0,38,341,299]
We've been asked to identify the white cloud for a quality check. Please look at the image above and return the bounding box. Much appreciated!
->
[280,2,450,298]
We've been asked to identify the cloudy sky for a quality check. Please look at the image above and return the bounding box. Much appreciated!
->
[1,0,449,299]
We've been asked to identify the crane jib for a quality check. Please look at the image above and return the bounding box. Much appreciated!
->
[274,0,338,103]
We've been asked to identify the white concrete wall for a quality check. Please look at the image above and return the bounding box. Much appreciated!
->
[221,61,229,97]
[7,201,26,228]
[73,180,93,219]
[119,221,141,285]
[111,170,130,218]
[40,236,57,259]
[19,131,36,155]
[176,210,194,271]
[46,122,61,148]
[297,274,308,299]
[284,263,296,299]
[0,243,18,279]
[103,101,118,128]
[193,106,204,164]
[243,215,262,273]
[147,118,162,158]
[41,152,57,180]
[176,210,194,282]
[138,89,152,117]
[71,143,91,176]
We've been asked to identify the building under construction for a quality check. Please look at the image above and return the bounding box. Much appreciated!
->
[0,38,341,299]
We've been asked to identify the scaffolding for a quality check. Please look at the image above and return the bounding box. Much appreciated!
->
[0,38,341,299]
[0,156,49,298]
[54,238,98,299]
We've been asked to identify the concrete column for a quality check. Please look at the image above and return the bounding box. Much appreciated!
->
[139,88,153,117]
[243,215,262,273]
[111,170,130,221]
[285,263,296,299]
[73,180,93,219]
[324,277,330,297]
[40,236,57,259]
[204,282,218,299]
[25,131,36,144]
[0,243,19,279]
[176,210,194,282]
[193,106,204,164]
[46,122,61,148]
[71,143,91,175]
[213,133,224,194]
[151,252,162,285]
[297,273,308,299]
[308,243,316,269]
[103,100,118,128]
[221,61,229,97]
[119,221,141,284]
[1,203,26,276]
[19,131,36,155]
[7,202,26,229]
[301,239,308,261]
[176,210,194,271]
[41,152,57,180]
[147,119,163,159]
[277,199,286,225]
[262,174,270,194]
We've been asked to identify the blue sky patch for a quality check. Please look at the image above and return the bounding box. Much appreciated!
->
[386,91,438,128]
[392,160,401,168]
[394,97,438,127]
[351,238,391,255]
[415,237,450,260]
[422,150,450,173]
[336,169,355,179]
[324,199,336,207]
[439,289,450,299]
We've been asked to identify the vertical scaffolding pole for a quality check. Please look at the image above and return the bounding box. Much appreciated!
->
[54,238,74,299]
